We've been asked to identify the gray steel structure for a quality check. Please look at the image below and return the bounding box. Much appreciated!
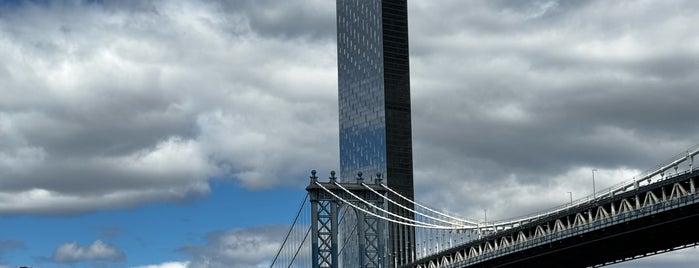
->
[336,0,415,266]
[308,171,387,268]
[301,147,699,268]
[405,166,699,267]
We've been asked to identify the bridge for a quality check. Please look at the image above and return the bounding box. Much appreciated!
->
[269,145,699,268]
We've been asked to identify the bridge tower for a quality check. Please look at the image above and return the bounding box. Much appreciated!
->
[307,170,388,268]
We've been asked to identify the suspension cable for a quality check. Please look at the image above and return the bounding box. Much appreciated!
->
[338,221,357,257]
[380,183,478,225]
[270,193,309,267]
[332,182,445,228]
[486,146,699,229]
[316,182,472,230]
[337,205,350,225]
[361,183,476,228]
[318,182,446,229]
[287,226,312,268]
[336,205,354,257]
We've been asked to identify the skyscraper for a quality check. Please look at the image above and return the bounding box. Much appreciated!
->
[336,0,415,266]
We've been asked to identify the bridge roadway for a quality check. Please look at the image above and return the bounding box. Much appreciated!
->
[404,169,699,268]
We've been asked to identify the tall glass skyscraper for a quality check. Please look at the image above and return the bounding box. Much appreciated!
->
[336,0,415,266]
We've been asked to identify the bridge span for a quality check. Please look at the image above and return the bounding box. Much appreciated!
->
[270,147,699,268]
[406,166,699,268]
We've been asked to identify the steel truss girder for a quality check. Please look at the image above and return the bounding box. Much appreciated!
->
[407,170,699,268]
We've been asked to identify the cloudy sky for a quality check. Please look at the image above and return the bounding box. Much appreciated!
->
[1,0,698,267]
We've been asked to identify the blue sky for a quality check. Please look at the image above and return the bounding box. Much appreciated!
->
[0,182,305,267]
[1,0,699,267]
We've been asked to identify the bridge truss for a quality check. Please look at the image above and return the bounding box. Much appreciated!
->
[409,167,699,268]
[270,146,699,268]
[306,170,387,268]
[406,146,699,267]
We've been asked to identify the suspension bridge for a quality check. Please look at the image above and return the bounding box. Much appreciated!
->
[270,145,699,268]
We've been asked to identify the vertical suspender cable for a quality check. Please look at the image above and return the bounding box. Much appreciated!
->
[288,226,312,268]
[270,193,309,268]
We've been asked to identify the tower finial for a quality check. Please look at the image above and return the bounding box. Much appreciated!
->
[330,170,337,183]
[310,170,318,183]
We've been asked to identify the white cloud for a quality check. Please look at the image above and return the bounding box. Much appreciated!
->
[0,0,338,215]
[182,225,291,268]
[408,0,699,217]
[50,240,125,263]
[1,0,698,265]
[406,1,699,266]
[132,261,190,268]
[611,247,699,268]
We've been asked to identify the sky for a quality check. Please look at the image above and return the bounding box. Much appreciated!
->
[0,0,698,267]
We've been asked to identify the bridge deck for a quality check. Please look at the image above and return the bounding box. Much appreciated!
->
[405,169,699,268]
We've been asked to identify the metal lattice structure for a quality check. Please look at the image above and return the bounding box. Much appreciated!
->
[307,171,387,268]
[311,194,338,267]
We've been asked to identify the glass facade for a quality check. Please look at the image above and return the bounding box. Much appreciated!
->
[337,0,415,266]
[338,0,386,181]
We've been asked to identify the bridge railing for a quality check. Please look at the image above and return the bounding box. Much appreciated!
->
[485,144,699,230]
[410,167,699,268]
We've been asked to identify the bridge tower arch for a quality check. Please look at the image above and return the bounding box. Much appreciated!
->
[308,171,388,268]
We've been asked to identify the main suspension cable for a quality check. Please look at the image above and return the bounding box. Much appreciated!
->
[361,183,476,228]
[316,182,473,230]
[380,183,478,225]
[333,182,444,228]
